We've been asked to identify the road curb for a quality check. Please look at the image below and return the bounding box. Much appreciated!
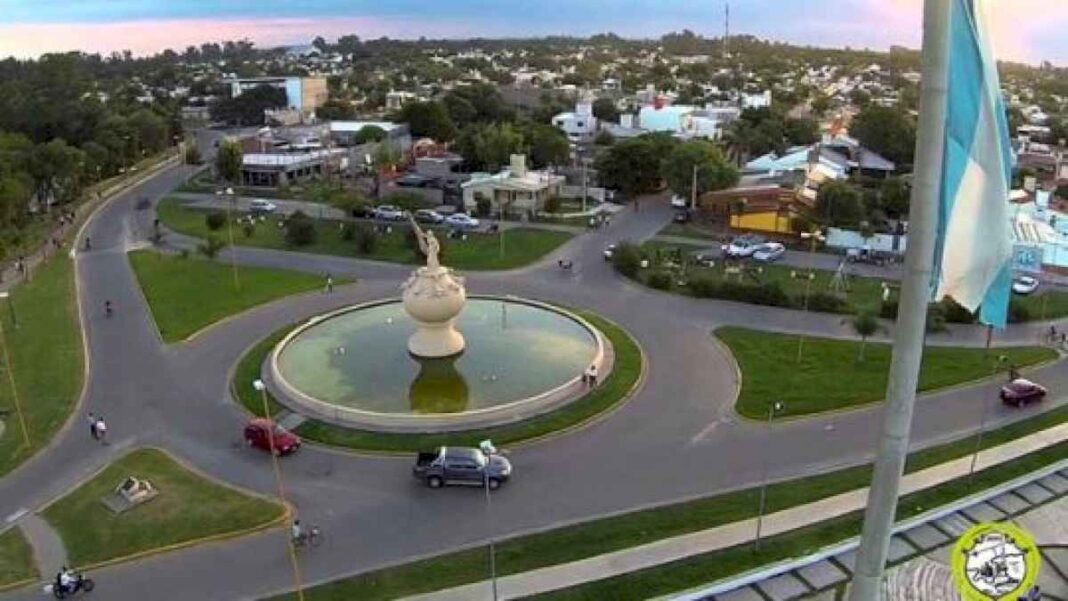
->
[32,446,287,573]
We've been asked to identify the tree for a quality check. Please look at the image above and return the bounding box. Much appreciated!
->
[880,177,910,218]
[455,123,524,171]
[611,241,643,278]
[373,142,403,171]
[810,94,832,117]
[523,123,570,169]
[660,140,740,203]
[784,117,819,146]
[215,139,243,183]
[816,181,866,227]
[845,309,882,362]
[593,130,615,146]
[197,235,225,259]
[592,97,619,122]
[285,211,317,246]
[209,85,286,126]
[184,145,202,165]
[352,125,387,144]
[850,105,915,167]
[316,99,358,121]
[596,133,678,198]
[28,138,85,206]
[396,101,456,142]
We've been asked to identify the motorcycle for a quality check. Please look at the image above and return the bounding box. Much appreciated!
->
[45,571,94,598]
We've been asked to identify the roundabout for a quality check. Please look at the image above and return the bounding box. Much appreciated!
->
[0,152,1065,601]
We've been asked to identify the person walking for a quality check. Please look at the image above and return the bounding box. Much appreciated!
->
[325,274,334,294]
[87,412,98,440]
[94,416,108,444]
[585,364,598,388]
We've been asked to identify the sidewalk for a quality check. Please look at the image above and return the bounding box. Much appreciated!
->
[401,422,1068,601]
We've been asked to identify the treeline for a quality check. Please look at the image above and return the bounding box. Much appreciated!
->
[0,52,181,257]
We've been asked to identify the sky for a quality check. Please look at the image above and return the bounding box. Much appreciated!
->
[0,0,1065,65]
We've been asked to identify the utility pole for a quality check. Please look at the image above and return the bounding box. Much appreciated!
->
[690,163,698,211]
[724,2,730,60]
[848,1,950,599]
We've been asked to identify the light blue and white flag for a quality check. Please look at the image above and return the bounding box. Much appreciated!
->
[932,0,1013,328]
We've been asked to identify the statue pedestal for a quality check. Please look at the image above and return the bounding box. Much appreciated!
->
[402,266,466,358]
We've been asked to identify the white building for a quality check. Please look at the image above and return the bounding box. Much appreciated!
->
[636,102,738,141]
[461,155,566,215]
[741,90,773,110]
[552,95,598,143]
[385,91,420,111]
[223,76,328,117]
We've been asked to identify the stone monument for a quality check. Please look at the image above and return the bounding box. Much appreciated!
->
[402,217,466,358]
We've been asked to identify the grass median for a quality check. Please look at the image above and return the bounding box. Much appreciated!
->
[0,256,83,477]
[233,311,642,452]
[268,402,1068,600]
[158,197,571,271]
[0,527,36,589]
[128,250,331,342]
[717,326,1057,419]
[42,448,284,566]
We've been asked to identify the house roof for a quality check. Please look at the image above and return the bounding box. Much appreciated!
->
[462,169,565,192]
[329,121,403,133]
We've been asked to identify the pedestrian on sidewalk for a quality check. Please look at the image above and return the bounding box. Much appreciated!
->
[95,416,108,445]
[325,274,334,294]
[87,412,98,440]
[584,364,598,388]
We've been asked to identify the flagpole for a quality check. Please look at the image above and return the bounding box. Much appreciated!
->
[847,1,950,599]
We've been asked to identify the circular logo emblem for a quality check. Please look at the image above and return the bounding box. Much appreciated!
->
[952,522,1040,600]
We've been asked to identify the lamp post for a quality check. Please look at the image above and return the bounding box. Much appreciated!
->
[479,439,500,601]
[215,187,240,290]
[754,401,784,552]
[252,379,305,601]
[794,229,826,363]
[969,355,1007,478]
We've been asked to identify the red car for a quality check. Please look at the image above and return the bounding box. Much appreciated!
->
[1000,379,1047,408]
[244,418,301,455]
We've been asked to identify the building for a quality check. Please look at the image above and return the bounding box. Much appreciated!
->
[698,183,808,235]
[328,121,411,150]
[741,91,773,109]
[746,134,896,181]
[224,76,328,118]
[461,155,566,216]
[385,91,420,111]
[239,149,346,187]
[637,101,737,141]
[552,95,598,143]
[413,153,468,187]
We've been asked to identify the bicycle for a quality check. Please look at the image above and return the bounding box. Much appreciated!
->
[292,525,322,550]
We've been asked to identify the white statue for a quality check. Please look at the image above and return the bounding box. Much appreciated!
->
[409,216,441,272]
[402,216,466,357]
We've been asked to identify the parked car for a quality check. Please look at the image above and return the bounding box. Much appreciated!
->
[444,213,480,230]
[396,174,435,188]
[845,247,893,266]
[1000,379,1047,407]
[752,242,786,263]
[721,234,766,258]
[351,204,375,219]
[374,205,407,221]
[414,209,445,224]
[1012,275,1040,295]
[673,210,691,223]
[603,244,617,261]
[670,195,688,209]
[248,199,277,215]
[413,446,512,489]
[243,418,301,455]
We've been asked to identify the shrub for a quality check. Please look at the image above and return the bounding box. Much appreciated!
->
[197,235,225,259]
[1008,299,1031,323]
[805,292,848,314]
[284,211,317,247]
[184,145,203,165]
[685,277,792,308]
[926,303,948,333]
[940,298,976,324]
[355,227,379,254]
[241,221,255,238]
[611,241,643,278]
[205,212,226,231]
[340,223,356,241]
[880,299,898,319]
[647,271,673,290]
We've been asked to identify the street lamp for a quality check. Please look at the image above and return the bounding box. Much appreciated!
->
[793,229,826,363]
[969,355,1008,478]
[252,379,305,601]
[215,187,241,290]
[754,401,784,552]
[480,439,500,601]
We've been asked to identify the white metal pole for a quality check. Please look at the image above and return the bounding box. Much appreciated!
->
[848,1,950,599]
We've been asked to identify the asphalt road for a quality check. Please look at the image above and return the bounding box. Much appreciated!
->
[0,146,1065,600]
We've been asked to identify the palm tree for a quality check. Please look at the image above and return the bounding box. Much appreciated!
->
[844,309,882,362]
[723,120,756,167]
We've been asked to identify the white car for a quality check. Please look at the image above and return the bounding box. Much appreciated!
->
[603,244,617,261]
[374,205,407,221]
[445,214,480,230]
[248,199,277,214]
[414,209,445,224]
[670,195,688,209]
[721,235,766,258]
[1012,275,1040,295]
[752,242,786,263]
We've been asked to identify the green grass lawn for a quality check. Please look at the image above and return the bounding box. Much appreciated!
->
[269,402,1068,601]
[1011,289,1068,321]
[157,197,571,271]
[0,528,36,589]
[718,327,1058,419]
[233,311,641,452]
[657,222,724,241]
[128,250,330,342]
[0,256,83,477]
[41,448,284,566]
